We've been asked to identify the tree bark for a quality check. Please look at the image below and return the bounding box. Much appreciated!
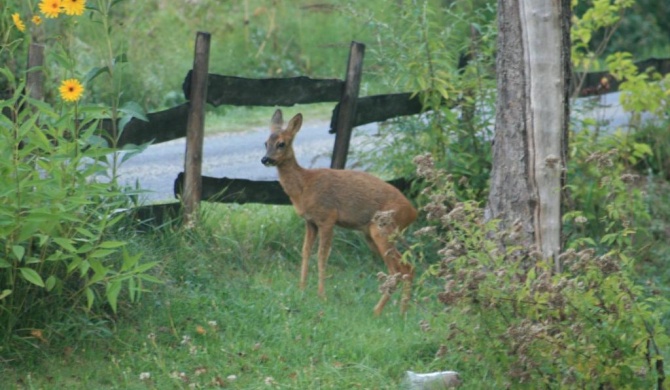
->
[486,0,570,271]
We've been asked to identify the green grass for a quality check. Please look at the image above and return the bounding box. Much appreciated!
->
[205,103,335,134]
[0,204,456,389]
[68,0,392,112]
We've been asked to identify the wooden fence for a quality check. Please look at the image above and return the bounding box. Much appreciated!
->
[121,50,670,219]
[9,33,665,223]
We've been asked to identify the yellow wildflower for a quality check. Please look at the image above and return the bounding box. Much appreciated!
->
[59,79,84,103]
[39,0,62,19]
[12,13,26,32]
[32,15,43,26]
[62,0,86,16]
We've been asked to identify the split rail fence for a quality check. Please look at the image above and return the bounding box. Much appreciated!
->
[10,33,670,225]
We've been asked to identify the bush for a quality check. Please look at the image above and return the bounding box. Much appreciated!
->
[413,153,668,388]
[349,0,497,201]
[0,1,159,359]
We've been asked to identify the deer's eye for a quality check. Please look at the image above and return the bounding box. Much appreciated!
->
[277,141,286,148]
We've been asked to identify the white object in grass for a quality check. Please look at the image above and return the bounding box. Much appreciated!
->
[405,370,461,389]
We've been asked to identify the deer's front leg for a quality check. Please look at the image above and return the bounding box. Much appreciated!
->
[300,221,317,290]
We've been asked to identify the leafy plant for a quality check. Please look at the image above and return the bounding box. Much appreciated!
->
[0,0,157,358]
[351,0,497,200]
[413,153,668,388]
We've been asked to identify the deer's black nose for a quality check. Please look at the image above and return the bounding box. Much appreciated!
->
[261,156,274,166]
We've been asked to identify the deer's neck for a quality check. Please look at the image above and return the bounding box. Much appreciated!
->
[276,157,307,197]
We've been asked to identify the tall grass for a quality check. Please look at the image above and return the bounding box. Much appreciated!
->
[0,203,454,389]
[73,0,391,111]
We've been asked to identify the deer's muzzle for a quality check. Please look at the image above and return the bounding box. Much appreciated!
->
[261,156,276,166]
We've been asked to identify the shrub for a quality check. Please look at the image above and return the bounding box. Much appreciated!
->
[0,1,158,358]
[414,153,668,388]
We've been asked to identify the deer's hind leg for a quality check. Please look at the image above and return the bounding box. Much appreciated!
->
[368,223,414,316]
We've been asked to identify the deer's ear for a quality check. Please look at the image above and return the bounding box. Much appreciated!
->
[286,113,303,136]
[270,109,283,133]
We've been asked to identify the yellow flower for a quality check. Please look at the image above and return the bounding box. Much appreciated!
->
[12,13,26,32]
[39,0,62,19]
[59,79,84,103]
[32,15,43,26]
[62,0,86,16]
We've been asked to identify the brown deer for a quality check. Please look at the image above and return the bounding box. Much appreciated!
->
[261,109,417,315]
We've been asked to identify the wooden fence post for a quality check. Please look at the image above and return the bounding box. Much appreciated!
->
[330,41,365,169]
[183,32,211,228]
[26,44,45,102]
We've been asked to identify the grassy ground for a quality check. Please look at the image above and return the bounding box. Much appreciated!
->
[205,103,335,134]
[1,204,458,389]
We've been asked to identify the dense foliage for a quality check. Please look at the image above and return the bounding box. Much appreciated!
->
[414,151,668,387]
[1,0,157,359]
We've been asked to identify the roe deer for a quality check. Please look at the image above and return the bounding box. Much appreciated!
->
[261,109,417,315]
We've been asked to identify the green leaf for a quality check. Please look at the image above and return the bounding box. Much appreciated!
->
[77,243,94,254]
[67,256,82,273]
[138,274,163,284]
[132,261,160,274]
[106,280,122,314]
[12,246,25,262]
[121,249,141,272]
[78,104,111,119]
[0,67,16,88]
[83,66,110,86]
[86,287,95,309]
[19,268,45,287]
[24,256,41,265]
[88,259,107,280]
[53,237,78,253]
[0,258,11,268]
[99,241,127,249]
[119,101,148,122]
[75,227,97,239]
[45,275,57,291]
[89,249,117,259]
[26,97,57,117]
[79,259,90,276]
[0,289,12,300]
[127,277,137,302]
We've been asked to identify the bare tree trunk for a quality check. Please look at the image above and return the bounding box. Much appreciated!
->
[486,0,570,271]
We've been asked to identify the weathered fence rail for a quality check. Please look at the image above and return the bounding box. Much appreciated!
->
[329,92,424,133]
[185,73,344,106]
